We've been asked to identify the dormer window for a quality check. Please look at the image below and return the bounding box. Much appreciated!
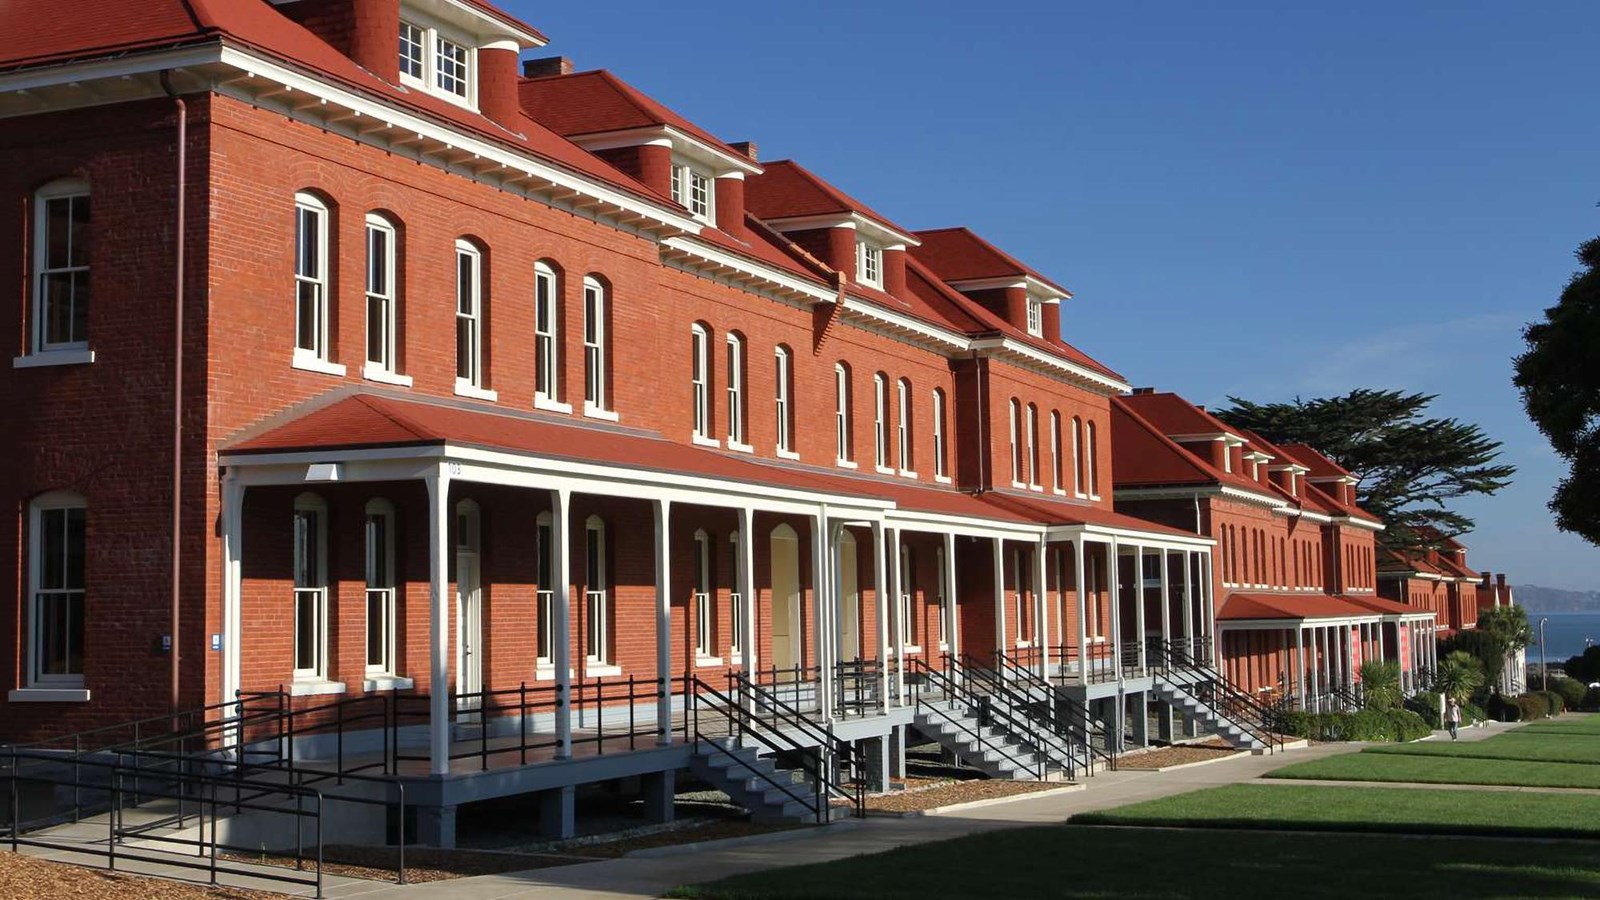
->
[398,16,475,107]
[857,240,882,288]
[671,162,714,224]
[1026,297,1043,337]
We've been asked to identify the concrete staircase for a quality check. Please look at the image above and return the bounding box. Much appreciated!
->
[689,738,831,824]
[1151,676,1266,751]
[913,698,1055,781]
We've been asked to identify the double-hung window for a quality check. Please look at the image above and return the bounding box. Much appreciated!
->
[899,547,918,650]
[1086,420,1100,498]
[1071,417,1085,497]
[873,374,890,472]
[293,495,329,683]
[535,512,554,668]
[1026,297,1043,337]
[454,241,485,394]
[1026,403,1040,488]
[835,364,853,465]
[1009,399,1023,486]
[690,324,712,442]
[397,18,475,107]
[364,214,402,381]
[294,193,331,366]
[28,495,86,688]
[693,531,714,660]
[365,500,397,678]
[932,389,948,480]
[585,517,610,666]
[857,240,882,288]
[725,334,746,447]
[670,162,714,223]
[534,262,561,407]
[1050,411,1063,494]
[582,277,609,416]
[31,179,91,358]
[774,346,794,456]
[896,379,913,474]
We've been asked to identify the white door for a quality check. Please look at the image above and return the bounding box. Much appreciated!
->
[839,532,860,662]
[770,526,801,672]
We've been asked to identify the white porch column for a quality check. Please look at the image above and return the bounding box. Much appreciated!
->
[1132,544,1147,671]
[811,511,832,719]
[1035,538,1050,678]
[943,531,959,659]
[1074,537,1088,682]
[220,475,244,714]
[992,537,1007,655]
[1108,537,1122,686]
[738,507,756,674]
[1181,551,1194,654]
[886,526,904,704]
[1344,624,1356,692]
[1295,626,1306,706]
[549,488,573,758]
[426,468,453,775]
[1159,548,1172,658]
[871,519,889,712]
[653,499,672,745]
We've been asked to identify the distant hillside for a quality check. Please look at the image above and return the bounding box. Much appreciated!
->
[1515,585,1600,613]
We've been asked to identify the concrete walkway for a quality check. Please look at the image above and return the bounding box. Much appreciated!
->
[357,741,1359,899]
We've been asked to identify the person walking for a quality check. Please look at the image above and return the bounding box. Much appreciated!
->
[1445,696,1461,741]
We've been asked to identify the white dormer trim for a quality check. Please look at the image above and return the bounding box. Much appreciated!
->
[946,275,1069,304]
[762,212,919,250]
[567,125,763,177]
[400,0,549,47]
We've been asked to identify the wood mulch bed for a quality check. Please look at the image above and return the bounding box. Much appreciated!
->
[220,844,576,885]
[1117,742,1241,770]
[864,779,1061,813]
[0,852,279,899]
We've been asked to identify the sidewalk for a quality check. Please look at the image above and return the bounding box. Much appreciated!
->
[359,741,1358,899]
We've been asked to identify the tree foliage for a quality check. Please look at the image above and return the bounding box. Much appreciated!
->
[1359,659,1401,711]
[1215,389,1514,550]
[1442,629,1509,695]
[1477,605,1533,653]
[1432,650,1486,704]
[1514,236,1600,547]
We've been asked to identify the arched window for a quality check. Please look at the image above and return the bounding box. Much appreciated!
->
[1009,399,1023,485]
[364,214,401,378]
[535,511,554,665]
[1071,416,1085,497]
[835,363,853,464]
[690,323,711,441]
[584,515,610,665]
[582,276,608,413]
[28,491,86,687]
[293,493,329,681]
[1085,419,1100,497]
[726,333,746,446]
[294,192,331,363]
[534,261,560,406]
[932,388,949,480]
[1026,403,1040,488]
[32,178,92,356]
[454,239,484,390]
[365,498,397,675]
[873,373,890,470]
[896,378,913,473]
[1050,411,1063,493]
[774,345,794,455]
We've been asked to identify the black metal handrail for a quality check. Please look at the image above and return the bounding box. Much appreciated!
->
[1150,639,1284,753]
[907,656,1049,781]
[731,672,866,815]
[962,654,1083,779]
[992,650,1118,772]
[1053,640,1119,684]
[832,659,882,717]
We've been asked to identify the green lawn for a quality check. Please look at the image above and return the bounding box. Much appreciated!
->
[1520,713,1600,732]
[1069,783,1600,839]
[1367,733,1600,765]
[1264,751,1600,789]
[670,826,1600,899]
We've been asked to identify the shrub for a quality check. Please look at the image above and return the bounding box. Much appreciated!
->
[1359,660,1402,711]
[1552,677,1588,710]
[1543,690,1565,716]
[1385,708,1432,741]
[1486,693,1521,722]
[1584,686,1600,711]
[1515,692,1550,721]
[1341,709,1398,741]
[1405,691,1442,728]
[1463,703,1488,725]
[1278,711,1321,739]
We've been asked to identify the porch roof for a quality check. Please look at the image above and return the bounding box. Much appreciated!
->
[1217,592,1383,623]
[1341,593,1433,618]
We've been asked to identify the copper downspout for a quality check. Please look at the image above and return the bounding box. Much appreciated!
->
[161,71,186,713]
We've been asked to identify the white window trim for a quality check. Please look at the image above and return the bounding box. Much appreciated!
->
[397,14,478,111]
[726,334,745,446]
[25,491,87,689]
[454,380,498,402]
[693,530,716,661]
[774,345,793,456]
[30,178,92,358]
[584,515,610,667]
[835,363,853,465]
[896,379,913,474]
[364,213,401,378]
[362,362,413,387]
[1026,297,1043,337]
[1050,411,1065,496]
[1009,399,1024,488]
[1086,420,1101,500]
[292,493,331,685]
[691,324,711,440]
[582,276,608,414]
[534,261,561,409]
[1072,417,1085,498]
[15,349,95,368]
[294,192,331,366]
[857,240,883,289]
[455,239,484,390]
[1026,404,1040,489]
[671,160,716,225]
[364,498,399,680]
[873,374,889,471]
[932,388,948,481]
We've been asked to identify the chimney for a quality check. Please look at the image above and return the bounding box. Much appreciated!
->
[882,247,908,296]
[714,174,746,235]
[1496,573,1507,590]
[523,56,574,78]
[1131,387,1155,395]
[728,141,759,162]
[478,43,524,127]
[1042,302,1062,344]
[348,0,400,82]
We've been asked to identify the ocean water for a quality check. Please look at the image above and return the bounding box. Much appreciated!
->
[1529,612,1600,663]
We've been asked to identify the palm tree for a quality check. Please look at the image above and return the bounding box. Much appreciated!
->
[1433,651,1486,704]
[1360,660,1401,711]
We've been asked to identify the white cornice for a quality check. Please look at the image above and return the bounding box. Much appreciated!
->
[970,337,1130,396]
[837,297,970,353]
[569,124,762,176]
[763,212,919,250]
[946,275,1069,303]
[1113,484,1288,511]
[660,236,835,308]
[1333,515,1385,532]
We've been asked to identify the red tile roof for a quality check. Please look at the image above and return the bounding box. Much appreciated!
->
[517,70,750,164]
[745,160,912,238]
[910,227,1070,297]
[982,492,1201,538]
[1342,594,1433,616]
[1278,443,1352,480]
[1118,391,1236,439]
[1112,395,1278,498]
[1217,592,1382,622]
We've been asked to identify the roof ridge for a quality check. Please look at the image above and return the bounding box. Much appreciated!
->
[1112,397,1219,484]
[352,394,436,441]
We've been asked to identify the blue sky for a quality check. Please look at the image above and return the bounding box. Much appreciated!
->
[505,1,1600,590]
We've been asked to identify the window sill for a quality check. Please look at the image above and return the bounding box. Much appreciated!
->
[727,440,754,454]
[361,675,414,692]
[875,465,895,475]
[9,687,90,702]
[776,449,801,461]
[535,395,572,414]
[362,363,413,387]
[1074,492,1088,500]
[583,404,620,422]
[1052,488,1067,497]
[902,645,922,655]
[454,379,498,402]
[694,656,725,668]
[1088,494,1103,502]
[836,459,858,470]
[935,474,953,485]
[288,679,347,697]
[584,663,623,678]
[14,348,94,368]
[897,469,918,479]
[693,434,721,448]
[291,349,346,377]
[1011,481,1027,490]
[1028,484,1044,493]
